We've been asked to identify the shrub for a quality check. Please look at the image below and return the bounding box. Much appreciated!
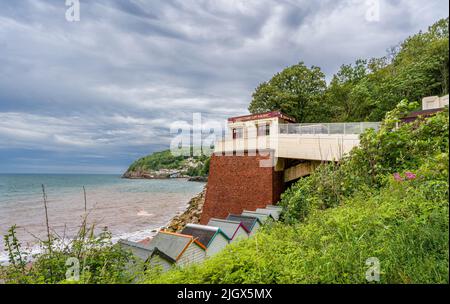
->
[279,101,448,222]
[1,223,137,284]
[147,153,448,284]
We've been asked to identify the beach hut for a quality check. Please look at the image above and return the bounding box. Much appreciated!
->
[119,230,206,272]
[207,218,249,243]
[119,239,153,261]
[118,239,175,272]
[241,210,274,223]
[255,208,281,221]
[226,214,262,236]
[146,231,206,268]
[181,224,230,257]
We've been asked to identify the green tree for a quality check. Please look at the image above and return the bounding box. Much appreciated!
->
[250,18,449,123]
[325,59,370,121]
[248,62,327,123]
[324,17,449,122]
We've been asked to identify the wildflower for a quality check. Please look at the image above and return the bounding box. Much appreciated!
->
[393,173,403,181]
[405,172,417,180]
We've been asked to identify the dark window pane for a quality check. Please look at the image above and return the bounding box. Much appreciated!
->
[233,128,243,139]
[257,124,270,136]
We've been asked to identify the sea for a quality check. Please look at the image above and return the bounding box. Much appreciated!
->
[0,174,205,264]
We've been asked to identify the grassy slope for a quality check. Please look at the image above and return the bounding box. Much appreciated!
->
[145,107,449,284]
[148,171,448,283]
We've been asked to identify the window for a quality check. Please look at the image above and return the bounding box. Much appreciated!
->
[257,123,270,136]
[232,127,243,139]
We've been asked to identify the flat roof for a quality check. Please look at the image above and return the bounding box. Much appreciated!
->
[228,111,296,123]
[401,108,445,122]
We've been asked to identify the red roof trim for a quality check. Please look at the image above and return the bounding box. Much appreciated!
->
[228,111,296,123]
[230,222,250,239]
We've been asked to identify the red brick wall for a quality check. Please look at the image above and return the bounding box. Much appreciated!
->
[200,151,284,224]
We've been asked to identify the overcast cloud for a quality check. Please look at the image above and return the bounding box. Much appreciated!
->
[0,0,448,173]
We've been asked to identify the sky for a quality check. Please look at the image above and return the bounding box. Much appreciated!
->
[0,0,448,174]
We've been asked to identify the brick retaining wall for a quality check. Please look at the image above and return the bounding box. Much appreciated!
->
[200,151,284,224]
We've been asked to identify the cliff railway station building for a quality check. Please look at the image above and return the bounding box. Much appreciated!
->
[200,111,380,224]
[200,94,449,224]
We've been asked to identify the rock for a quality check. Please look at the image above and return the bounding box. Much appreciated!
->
[165,185,207,233]
[188,176,208,182]
[122,170,180,179]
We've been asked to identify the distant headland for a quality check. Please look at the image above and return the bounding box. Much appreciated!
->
[122,149,209,182]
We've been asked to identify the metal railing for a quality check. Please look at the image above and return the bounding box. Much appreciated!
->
[279,122,381,135]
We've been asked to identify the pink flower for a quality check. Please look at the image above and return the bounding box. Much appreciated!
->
[405,172,417,180]
[393,173,403,182]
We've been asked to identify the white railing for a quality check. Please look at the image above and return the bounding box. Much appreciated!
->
[279,122,381,135]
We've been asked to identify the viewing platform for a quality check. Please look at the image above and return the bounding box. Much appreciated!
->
[215,119,381,161]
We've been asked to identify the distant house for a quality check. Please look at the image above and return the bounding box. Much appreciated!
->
[181,224,230,257]
[119,230,206,272]
[241,210,275,222]
[226,214,262,236]
[255,208,281,221]
[207,218,250,243]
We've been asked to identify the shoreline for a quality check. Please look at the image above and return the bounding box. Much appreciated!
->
[122,174,208,183]
[165,185,207,232]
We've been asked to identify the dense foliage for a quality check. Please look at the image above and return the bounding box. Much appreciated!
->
[146,104,449,284]
[1,222,136,284]
[280,100,449,222]
[249,18,449,122]
[126,149,210,177]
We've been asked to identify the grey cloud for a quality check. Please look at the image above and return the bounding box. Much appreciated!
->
[0,0,448,173]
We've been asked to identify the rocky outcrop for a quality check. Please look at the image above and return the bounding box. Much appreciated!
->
[122,169,189,179]
[187,176,208,182]
[165,186,207,233]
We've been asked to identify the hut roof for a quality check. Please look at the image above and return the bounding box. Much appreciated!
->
[256,208,281,220]
[181,224,229,248]
[226,214,261,231]
[145,231,206,261]
[207,218,250,239]
[118,239,175,263]
[241,210,274,222]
